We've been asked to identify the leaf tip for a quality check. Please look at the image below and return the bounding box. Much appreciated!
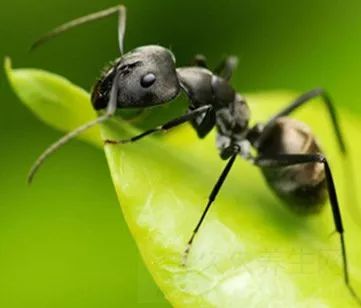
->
[4,56,13,85]
[4,55,11,71]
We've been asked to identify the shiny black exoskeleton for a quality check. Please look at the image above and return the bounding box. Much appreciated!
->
[92,45,251,158]
[28,4,360,305]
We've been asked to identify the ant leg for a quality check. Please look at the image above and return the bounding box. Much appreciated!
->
[214,55,238,81]
[182,148,239,265]
[192,54,238,80]
[31,4,126,54]
[27,72,121,184]
[254,153,361,305]
[104,105,213,145]
[255,88,346,154]
[192,54,208,68]
[188,105,216,139]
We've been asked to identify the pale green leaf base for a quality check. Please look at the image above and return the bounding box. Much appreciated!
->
[6,58,361,307]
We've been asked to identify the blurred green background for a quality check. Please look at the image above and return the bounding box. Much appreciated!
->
[1,0,361,307]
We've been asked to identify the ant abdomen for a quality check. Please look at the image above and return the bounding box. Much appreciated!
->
[257,117,328,214]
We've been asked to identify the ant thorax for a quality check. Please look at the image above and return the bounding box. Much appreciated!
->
[177,67,251,149]
[215,94,251,155]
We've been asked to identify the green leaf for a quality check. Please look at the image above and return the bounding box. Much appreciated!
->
[6,57,361,307]
[4,57,100,147]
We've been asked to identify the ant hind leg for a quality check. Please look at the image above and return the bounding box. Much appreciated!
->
[255,153,361,305]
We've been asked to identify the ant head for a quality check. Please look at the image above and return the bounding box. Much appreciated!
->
[91,45,180,110]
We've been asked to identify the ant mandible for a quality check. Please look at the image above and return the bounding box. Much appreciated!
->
[28,4,360,304]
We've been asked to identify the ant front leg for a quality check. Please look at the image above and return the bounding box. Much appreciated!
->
[255,88,346,154]
[104,105,213,145]
[254,153,361,305]
[188,104,216,139]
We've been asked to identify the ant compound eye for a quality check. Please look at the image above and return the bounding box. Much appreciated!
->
[140,73,156,88]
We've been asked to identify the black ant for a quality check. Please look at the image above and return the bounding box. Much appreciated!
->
[28,4,360,304]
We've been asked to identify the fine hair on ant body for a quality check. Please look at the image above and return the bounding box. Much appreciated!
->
[28,4,360,304]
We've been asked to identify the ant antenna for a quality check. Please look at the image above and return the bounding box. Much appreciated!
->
[30,4,126,54]
[27,72,120,184]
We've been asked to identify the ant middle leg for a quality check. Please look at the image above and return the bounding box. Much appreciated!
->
[182,145,240,265]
